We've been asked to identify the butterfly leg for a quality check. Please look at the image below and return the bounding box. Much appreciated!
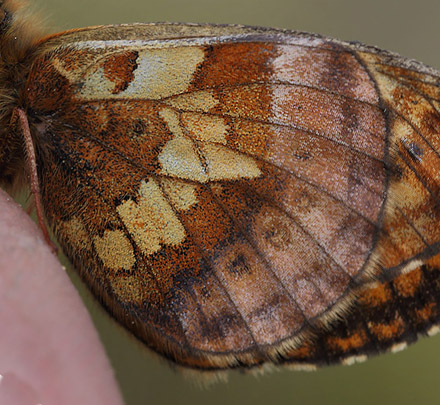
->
[11,107,57,254]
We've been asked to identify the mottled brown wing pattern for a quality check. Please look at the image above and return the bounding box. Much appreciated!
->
[282,50,440,369]
[281,253,440,369]
[359,52,440,278]
[15,24,440,369]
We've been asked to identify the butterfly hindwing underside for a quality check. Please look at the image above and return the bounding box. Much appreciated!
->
[1,5,440,371]
[282,253,440,369]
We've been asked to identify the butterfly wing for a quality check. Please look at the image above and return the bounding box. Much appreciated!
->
[357,50,440,278]
[279,253,440,369]
[22,24,440,368]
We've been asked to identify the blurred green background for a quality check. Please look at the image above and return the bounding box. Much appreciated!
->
[34,0,440,404]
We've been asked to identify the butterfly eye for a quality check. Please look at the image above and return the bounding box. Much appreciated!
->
[0,7,11,33]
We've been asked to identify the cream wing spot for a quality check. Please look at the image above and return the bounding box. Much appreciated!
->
[159,107,185,137]
[79,65,116,98]
[124,46,205,99]
[160,178,198,211]
[107,274,145,306]
[181,112,228,144]
[159,107,261,181]
[51,58,78,82]
[395,259,424,275]
[164,90,219,112]
[200,143,262,180]
[390,342,408,353]
[93,230,135,270]
[79,46,205,100]
[159,136,208,181]
[159,107,184,136]
[59,217,92,252]
[388,118,414,145]
[159,108,209,182]
[117,178,186,256]
[341,355,368,366]
[288,364,318,372]
[427,325,440,337]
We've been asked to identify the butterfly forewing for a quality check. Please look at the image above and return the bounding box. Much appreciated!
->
[16,24,440,368]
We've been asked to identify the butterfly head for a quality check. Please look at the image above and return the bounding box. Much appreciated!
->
[0,0,44,189]
[0,2,12,34]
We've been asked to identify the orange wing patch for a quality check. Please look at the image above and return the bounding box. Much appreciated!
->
[103,50,138,94]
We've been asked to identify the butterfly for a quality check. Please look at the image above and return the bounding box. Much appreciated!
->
[1,0,440,371]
